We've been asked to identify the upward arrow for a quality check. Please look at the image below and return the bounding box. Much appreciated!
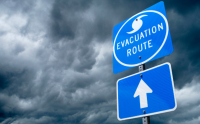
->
[134,79,153,108]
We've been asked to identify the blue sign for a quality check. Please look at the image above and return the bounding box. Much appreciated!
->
[117,62,177,120]
[113,1,173,74]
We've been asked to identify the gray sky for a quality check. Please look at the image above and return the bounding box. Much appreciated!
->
[0,0,200,124]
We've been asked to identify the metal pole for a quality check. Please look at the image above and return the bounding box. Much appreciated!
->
[139,64,150,124]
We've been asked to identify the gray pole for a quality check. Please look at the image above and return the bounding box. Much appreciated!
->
[139,64,150,124]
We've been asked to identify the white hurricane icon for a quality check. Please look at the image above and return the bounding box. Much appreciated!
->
[127,15,148,34]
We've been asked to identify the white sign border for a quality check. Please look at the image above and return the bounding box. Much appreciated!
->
[113,10,169,67]
[116,62,177,121]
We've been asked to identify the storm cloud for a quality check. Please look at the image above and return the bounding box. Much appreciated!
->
[0,0,200,124]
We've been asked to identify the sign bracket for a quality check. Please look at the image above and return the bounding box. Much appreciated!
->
[143,116,150,124]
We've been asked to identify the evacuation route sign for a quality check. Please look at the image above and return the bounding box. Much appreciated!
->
[113,1,173,74]
[116,62,177,120]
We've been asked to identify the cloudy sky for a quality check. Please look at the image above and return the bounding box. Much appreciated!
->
[0,0,200,124]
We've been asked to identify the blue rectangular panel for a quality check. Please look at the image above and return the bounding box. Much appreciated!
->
[117,62,177,120]
[113,1,173,73]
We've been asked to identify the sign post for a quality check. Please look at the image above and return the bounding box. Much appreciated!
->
[113,1,176,123]
[139,64,150,124]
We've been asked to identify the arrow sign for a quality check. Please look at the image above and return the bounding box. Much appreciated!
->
[117,62,177,120]
[134,79,153,108]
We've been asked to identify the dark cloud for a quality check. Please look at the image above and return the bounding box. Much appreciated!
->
[50,0,92,40]
[0,0,200,124]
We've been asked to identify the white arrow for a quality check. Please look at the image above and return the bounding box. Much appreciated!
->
[134,79,153,108]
